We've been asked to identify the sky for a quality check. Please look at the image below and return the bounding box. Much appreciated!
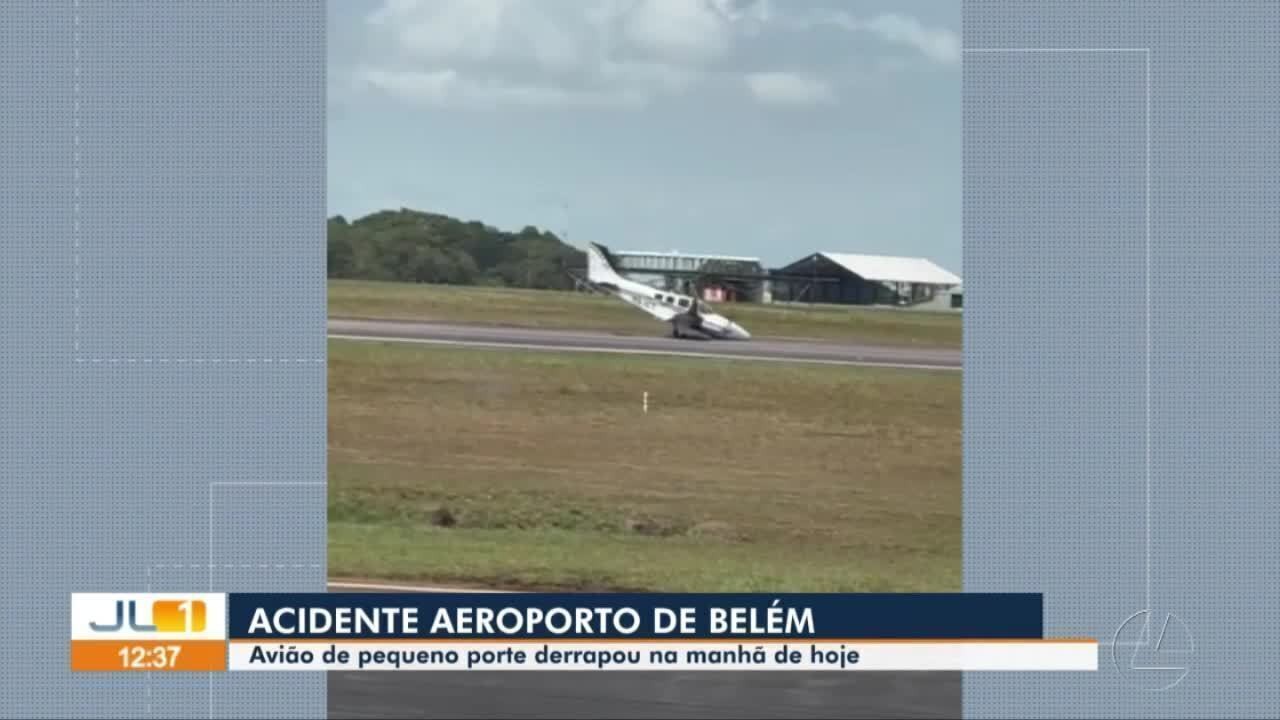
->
[328,0,961,274]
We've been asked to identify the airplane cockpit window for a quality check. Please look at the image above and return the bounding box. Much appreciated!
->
[677,298,690,308]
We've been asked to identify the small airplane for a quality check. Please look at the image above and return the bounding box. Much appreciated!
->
[585,242,751,340]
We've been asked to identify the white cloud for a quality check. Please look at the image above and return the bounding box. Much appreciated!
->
[862,14,962,66]
[744,71,835,106]
[366,0,584,71]
[351,0,957,109]
[791,10,961,66]
[708,0,773,26]
[618,0,735,63]
[356,0,727,108]
[358,68,645,109]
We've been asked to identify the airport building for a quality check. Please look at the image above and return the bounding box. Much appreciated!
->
[573,247,962,310]
[770,252,962,309]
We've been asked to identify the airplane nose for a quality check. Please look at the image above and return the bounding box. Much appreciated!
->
[733,323,751,340]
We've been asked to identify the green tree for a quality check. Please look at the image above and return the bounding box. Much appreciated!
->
[327,208,586,290]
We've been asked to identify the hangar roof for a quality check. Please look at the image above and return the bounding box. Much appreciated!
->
[816,252,962,286]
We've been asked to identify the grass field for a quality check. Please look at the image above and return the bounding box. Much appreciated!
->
[329,338,962,592]
[329,279,962,349]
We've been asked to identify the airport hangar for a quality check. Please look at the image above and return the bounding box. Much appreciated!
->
[577,249,963,310]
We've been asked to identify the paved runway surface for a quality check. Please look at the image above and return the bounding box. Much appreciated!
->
[328,669,961,719]
[325,582,961,719]
[328,318,962,371]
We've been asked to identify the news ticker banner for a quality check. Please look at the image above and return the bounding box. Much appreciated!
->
[71,592,1097,673]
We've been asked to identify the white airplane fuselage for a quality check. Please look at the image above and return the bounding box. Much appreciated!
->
[585,243,751,341]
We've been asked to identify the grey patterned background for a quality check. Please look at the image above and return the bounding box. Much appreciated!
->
[965,0,1279,717]
[0,1,326,718]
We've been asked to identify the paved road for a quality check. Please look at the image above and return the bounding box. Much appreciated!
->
[328,318,962,371]
[325,582,961,719]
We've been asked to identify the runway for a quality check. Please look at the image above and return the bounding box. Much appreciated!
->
[326,581,961,719]
[329,668,961,719]
[328,318,962,371]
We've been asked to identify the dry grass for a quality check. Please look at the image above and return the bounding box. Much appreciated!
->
[329,279,963,349]
[328,338,962,592]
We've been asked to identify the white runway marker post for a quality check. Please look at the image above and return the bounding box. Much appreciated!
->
[643,391,649,414]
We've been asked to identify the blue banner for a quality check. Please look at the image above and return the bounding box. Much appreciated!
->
[227,593,1043,640]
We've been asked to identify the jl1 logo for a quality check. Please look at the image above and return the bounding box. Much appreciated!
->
[90,599,207,634]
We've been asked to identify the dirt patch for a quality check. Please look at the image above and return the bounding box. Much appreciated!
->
[429,506,457,528]
[685,520,745,542]
[624,516,686,537]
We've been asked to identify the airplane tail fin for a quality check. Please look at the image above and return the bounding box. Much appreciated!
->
[585,243,624,285]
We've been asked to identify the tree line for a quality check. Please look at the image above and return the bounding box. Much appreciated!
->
[327,208,586,291]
